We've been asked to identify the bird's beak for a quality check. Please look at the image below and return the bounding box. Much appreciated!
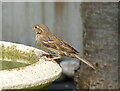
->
[32,27,35,31]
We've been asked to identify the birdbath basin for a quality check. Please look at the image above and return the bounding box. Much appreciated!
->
[0,41,62,89]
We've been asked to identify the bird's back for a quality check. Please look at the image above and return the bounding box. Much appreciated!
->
[37,32,79,55]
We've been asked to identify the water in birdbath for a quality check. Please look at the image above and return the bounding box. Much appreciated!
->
[0,44,39,70]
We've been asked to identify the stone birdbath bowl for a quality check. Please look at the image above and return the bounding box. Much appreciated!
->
[0,41,62,90]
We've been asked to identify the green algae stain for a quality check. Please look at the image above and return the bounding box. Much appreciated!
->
[2,60,29,70]
[0,44,39,70]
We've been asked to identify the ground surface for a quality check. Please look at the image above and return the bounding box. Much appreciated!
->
[47,79,75,90]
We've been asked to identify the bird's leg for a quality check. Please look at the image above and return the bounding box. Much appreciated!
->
[41,54,53,58]
[41,54,62,62]
[51,55,62,60]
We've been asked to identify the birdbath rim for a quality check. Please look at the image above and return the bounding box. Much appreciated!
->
[0,41,62,89]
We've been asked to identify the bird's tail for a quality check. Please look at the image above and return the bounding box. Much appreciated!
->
[74,54,96,70]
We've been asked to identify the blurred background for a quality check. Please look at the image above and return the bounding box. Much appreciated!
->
[2,2,83,53]
[2,2,83,90]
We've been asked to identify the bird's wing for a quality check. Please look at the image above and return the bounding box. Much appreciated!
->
[60,40,79,54]
[41,34,79,54]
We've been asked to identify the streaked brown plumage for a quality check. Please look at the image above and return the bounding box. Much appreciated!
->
[32,24,95,69]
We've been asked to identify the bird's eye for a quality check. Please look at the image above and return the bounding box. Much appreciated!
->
[35,26,39,29]
[35,26,38,28]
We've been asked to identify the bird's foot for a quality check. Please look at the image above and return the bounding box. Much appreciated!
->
[43,57,57,63]
[41,54,58,63]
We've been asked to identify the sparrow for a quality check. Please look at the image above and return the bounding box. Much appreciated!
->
[32,24,95,69]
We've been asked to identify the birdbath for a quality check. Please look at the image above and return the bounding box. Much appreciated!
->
[0,41,62,90]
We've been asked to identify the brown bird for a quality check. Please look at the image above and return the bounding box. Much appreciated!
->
[32,24,95,69]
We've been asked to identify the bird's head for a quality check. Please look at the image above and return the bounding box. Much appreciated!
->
[32,24,49,34]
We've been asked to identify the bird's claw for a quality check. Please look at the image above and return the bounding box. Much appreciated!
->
[41,54,57,63]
